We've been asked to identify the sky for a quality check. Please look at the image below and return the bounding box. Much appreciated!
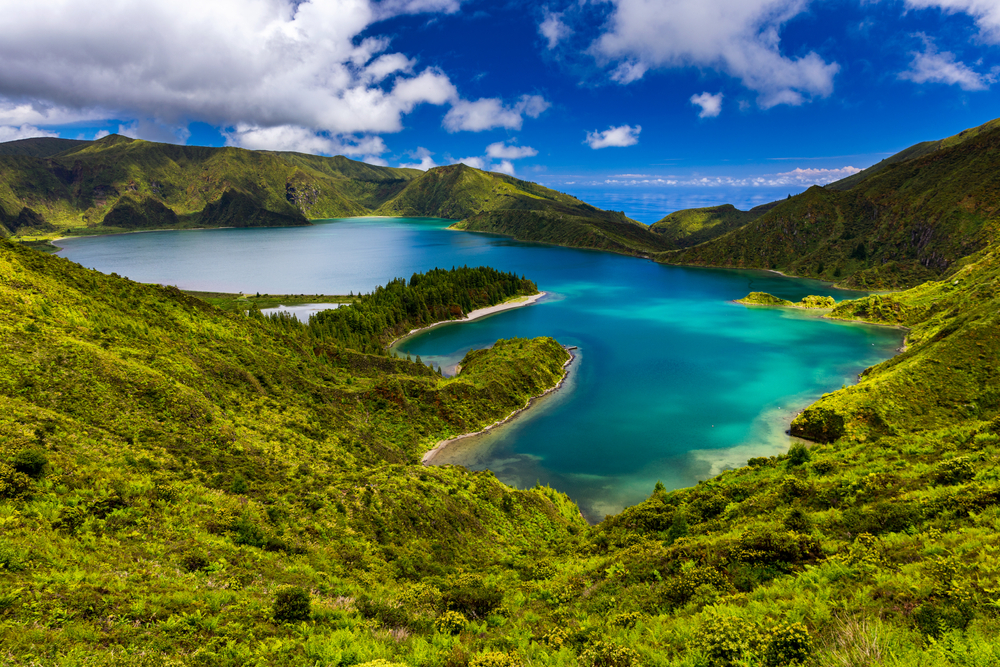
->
[2,0,999,222]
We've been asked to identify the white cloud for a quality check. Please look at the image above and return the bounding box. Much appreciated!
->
[597,165,861,187]
[690,91,724,118]
[905,0,1000,43]
[400,147,438,170]
[539,10,573,49]
[452,156,487,169]
[0,123,59,143]
[493,160,516,176]
[899,39,992,90]
[361,155,389,166]
[223,124,388,156]
[590,0,839,107]
[442,94,550,132]
[0,0,465,143]
[93,130,110,140]
[585,124,641,149]
[485,141,538,159]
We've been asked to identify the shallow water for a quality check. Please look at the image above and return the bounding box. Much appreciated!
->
[58,218,902,521]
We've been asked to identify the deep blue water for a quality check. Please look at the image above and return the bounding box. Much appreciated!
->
[57,218,901,520]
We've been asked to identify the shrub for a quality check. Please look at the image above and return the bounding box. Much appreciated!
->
[442,575,503,619]
[811,459,835,475]
[690,615,762,666]
[934,457,975,485]
[662,566,732,610]
[12,449,47,479]
[783,507,812,533]
[469,651,520,667]
[763,622,813,666]
[355,595,415,629]
[580,641,642,667]
[435,610,467,634]
[610,611,644,629]
[786,443,811,467]
[272,586,311,623]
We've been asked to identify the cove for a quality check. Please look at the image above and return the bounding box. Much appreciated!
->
[56,217,902,521]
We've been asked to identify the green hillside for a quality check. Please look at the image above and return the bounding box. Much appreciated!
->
[0,137,91,158]
[377,163,673,256]
[7,230,1000,663]
[650,202,778,248]
[0,135,423,237]
[8,119,1000,664]
[659,117,1000,289]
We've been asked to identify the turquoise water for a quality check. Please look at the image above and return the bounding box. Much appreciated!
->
[57,218,902,521]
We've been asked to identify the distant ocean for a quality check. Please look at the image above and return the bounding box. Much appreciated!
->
[557,185,811,225]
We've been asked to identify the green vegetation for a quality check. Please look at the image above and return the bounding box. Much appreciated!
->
[0,135,420,237]
[375,163,672,256]
[183,291,357,313]
[651,202,777,248]
[736,292,836,309]
[660,117,1000,289]
[284,266,537,354]
[7,118,1000,664]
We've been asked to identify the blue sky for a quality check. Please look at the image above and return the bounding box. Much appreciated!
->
[1,0,998,221]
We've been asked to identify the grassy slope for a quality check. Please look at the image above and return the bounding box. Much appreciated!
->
[376,163,673,256]
[650,202,778,248]
[3,233,1000,663]
[658,120,1000,289]
[0,238,585,663]
[827,117,1000,192]
[0,137,91,158]
[0,136,423,237]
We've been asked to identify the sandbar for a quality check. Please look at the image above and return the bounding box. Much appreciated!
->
[422,347,576,465]
[389,291,546,348]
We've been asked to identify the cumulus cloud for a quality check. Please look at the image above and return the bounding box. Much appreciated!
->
[899,39,993,90]
[585,125,641,149]
[0,0,471,149]
[905,0,1000,43]
[400,147,438,170]
[598,165,861,188]
[224,124,389,156]
[485,141,538,159]
[590,0,839,107]
[0,123,59,143]
[539,10,573,49]
[452,156,487,169]
[690,92,724,118]
[494,160,517,176]
[443,94,550,132]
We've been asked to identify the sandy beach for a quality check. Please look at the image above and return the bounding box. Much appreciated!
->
[389,291,547,347]
[422,347,576,465]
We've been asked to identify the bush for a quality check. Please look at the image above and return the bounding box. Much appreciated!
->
[356,595,416,629]
[580,641,642,667]
[763,622,813,666]
[469,651,520,667]
[435,610,467,634]
[690,615,762,666]
[610,611,644,629]
[442,575,503,619]
[12,449,47,479]
[783,508,811,533]
[934,457,975,485]
[811,459,835,475]
[272,586,311,623]
[786,443,811,467]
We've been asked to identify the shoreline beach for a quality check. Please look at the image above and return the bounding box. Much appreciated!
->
[422,347,577,465]
[388,291,547,348]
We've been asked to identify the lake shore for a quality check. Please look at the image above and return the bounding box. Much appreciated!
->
[389,291,546,348]
[422,347,577,465]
